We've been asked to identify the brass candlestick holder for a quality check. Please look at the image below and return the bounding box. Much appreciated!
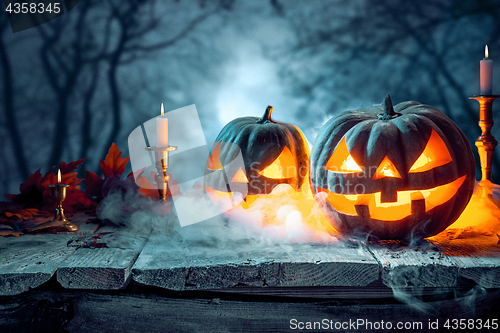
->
[47,183,79,231]
[146,145,177,201]
[469,95,500,183]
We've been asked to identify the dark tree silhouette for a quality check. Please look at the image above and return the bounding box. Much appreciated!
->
[0,15,28,179]
[0,0,232,196]
[274,0,500,181]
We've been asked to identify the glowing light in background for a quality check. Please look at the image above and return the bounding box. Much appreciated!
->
[216,41,289,126]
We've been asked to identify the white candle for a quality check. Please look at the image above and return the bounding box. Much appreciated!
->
[156,103,169,147]
[480,45,493,95]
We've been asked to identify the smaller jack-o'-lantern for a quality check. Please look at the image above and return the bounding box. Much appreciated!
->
[204,106,309,203]
[310,95,475,240]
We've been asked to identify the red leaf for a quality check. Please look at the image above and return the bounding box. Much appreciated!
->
[64,188,97,213]
[6,170,45,205]
[38,159,86,189]
[100,143,130,178]
[85,171,105,200]
[59,158,87,174]
[19,169,43,194]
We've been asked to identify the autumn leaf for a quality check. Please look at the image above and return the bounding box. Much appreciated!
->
[5,170,45,206]
[101,143,130,178]
[67,231,115,249]
[0,208,42,225]
[5,158,91,213]
[40,158,87,189]
[60,158,89,175]
[85,171,105,200]
[135,169,180,199]
[0,203,52,231]
[85,143,130,201]
[5,208,39,219]
[64,188,97,213]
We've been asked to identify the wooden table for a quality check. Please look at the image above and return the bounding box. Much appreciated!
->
[1,213,499,332]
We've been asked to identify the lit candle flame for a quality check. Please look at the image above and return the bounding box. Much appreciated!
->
[161,103,164,116]
[58,169,61,184]
[485,45,489,59]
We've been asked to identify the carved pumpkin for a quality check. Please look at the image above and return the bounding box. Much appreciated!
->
[310,95,475,240]
[204,106,309,202]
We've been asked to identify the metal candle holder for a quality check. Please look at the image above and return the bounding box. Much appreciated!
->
[470,95,500,182]
[146,145,177,201]
[47,184,79,231]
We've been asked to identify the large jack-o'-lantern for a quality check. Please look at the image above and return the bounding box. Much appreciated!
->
[204,106,309,203]
[310,95,475,240]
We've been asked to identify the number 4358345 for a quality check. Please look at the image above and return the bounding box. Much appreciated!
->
[5,2,61,14]
[443,318,498,330]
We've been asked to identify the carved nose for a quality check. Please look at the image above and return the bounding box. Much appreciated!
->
[372,156,401,180]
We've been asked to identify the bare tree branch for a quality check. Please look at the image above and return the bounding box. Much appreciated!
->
[0,16,28,179]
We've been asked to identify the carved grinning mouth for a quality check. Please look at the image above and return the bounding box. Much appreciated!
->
[318,175,466,221]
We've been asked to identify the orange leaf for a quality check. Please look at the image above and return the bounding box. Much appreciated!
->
[100,143,130,178]
[2,208,40,220]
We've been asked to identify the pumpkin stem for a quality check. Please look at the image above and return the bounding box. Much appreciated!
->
[378,94,400,120]
[257,105,276,124]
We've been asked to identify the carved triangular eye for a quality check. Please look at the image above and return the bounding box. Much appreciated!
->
[325,137,363,173]
[207,142,223,171]
[409,129,452,173]
[258,146,295,179]
[231,167,249,183]
[372,156,401,179]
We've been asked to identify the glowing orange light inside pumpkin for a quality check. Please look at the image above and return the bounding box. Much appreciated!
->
[58,169,61,184]
[240,176,337,238]
[320,175,465,221]
[258,146,296,179]
[205,184,234,201]
[372,156,401,179]
[325,137,363,173]
[207,142,223,171]
[409,129,452,173]
[231,167,249,183]
[432,179,500,239]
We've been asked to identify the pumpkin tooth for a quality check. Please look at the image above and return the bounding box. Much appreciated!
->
[411,198,426,215]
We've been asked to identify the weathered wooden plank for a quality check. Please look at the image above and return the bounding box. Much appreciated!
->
[430,235,500,288]
[132,233,379,290]
[0,213,96,296]
[1,287,499,333]
[0,234,75,296]
[368,240,458,288]
[57,226,150,289]
[205,283,463,299]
